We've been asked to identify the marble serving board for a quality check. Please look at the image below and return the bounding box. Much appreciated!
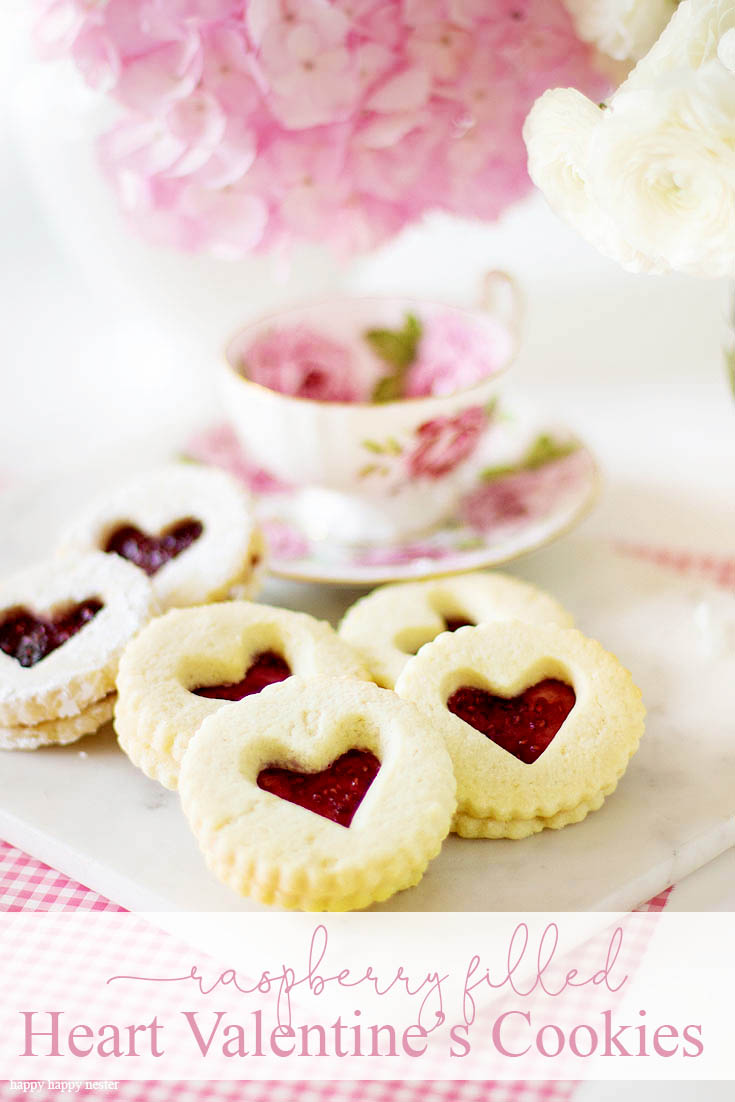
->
[0,470,734,911]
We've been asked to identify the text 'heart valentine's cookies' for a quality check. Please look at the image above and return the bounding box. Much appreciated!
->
[395,620,645,839]
[339,571,573,689]
[114,601,371,789]
[178,677,457,911]
[0,551,157,747]
[57,463,264,610]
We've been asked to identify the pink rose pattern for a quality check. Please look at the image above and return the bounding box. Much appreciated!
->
[460,450,590,533]
[241,324,366,402]
[404,312,512,398]
[407,406,487,479]
[35,1,606,258]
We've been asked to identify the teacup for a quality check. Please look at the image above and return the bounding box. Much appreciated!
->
[220,272,522,544]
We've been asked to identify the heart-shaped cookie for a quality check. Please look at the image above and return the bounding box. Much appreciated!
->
[179,677,456,911]
[339,571,574,688]
[57,463,264,610]
[114,601,371,789]
[0,551,157,729]
[394,620,645,837]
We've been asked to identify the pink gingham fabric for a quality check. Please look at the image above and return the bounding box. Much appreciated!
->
[0,842,123,913]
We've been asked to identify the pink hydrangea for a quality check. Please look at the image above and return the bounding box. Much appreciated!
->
[405,311,513,397]
[241,324,367,402]
[35,0,607,257]
[407,406,486,479]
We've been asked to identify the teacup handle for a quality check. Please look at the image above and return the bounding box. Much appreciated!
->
[478,270,523,335]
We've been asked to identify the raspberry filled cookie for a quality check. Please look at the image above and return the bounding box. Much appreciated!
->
[57,463,264,610]
[395,621,645,839]
[179,677,457,911]
[115,601,371,789]
[0,551,156,747]
[339,572,573,688]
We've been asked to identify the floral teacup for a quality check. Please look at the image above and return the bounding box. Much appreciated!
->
[220,272,522,543]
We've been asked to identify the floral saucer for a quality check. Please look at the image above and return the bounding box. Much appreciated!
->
[185,418,599,586]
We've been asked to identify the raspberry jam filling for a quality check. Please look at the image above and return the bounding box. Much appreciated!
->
[193,650,292,701]
[447,678,576,764]
[104,519,203,576]
[442,616,474,633]
[0,600,103,668]
[257,748,381,827]
[405,615,474,656]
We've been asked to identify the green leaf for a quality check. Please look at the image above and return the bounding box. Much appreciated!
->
[523,433,578,470]
[481,462,518,482]
[361,439,385,454]
[482,434,579,482]
[366,313,423,403]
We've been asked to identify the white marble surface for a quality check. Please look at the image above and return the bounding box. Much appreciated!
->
[1,462,734,913]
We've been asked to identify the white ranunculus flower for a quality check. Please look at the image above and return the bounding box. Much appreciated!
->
[562,0,678,60]
[524,87,669,272]
[624,0,735,87]
[717,26,735,70]
[589,63,735,277]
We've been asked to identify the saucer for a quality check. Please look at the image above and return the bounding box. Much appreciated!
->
[185,421,599,586]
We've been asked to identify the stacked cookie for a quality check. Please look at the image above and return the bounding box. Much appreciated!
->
[339,575,646,842]
[0,552,157,749]
[0,463,265,749]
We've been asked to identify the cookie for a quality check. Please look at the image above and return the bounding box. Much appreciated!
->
[0,551,157,728]
[452,784,616,840]
[0,694,115,751]
[179,676,457,911]
[114,601,371,790]
[339,571,573,689]
[394,620,645,838]
[57,463,264,610]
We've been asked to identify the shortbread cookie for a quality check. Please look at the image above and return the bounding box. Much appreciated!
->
[339,572,573,688]
[115,601,371,790]
[395,621,645,838]
[0,694,115,751]
[453,782,617,840]
[179,676,457,911]
[0,552,157,727]
[57,463,264,610]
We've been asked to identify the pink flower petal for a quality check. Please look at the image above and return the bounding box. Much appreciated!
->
[116,34,203,113]
[366,65,431,112]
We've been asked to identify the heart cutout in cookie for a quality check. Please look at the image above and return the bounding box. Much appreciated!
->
[0,599,103,668]
[404,616,474,656]
[447,679,575,764]
[257,748,381,827]
[104,519,203,576]
[443,616,474,633]
[193,650,292,701]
